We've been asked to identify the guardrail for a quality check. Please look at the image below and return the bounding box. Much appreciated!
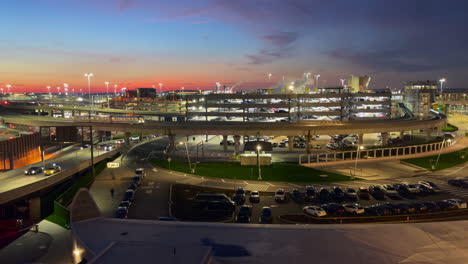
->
[299,140,456,165]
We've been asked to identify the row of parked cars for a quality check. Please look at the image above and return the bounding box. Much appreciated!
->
[24,163,62,176]
[272,181,441,204]
[115,168,145,219]
[303,198,467,217]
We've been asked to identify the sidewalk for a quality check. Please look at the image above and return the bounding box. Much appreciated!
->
[0,220,73,264]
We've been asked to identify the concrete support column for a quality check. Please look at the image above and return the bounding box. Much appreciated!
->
[306,134,312,154]
[29,197,41,222]
[288,136,294,152]
[358,134,364,145]
[381,132,389,146]
[167,134,176,153]
[425,128,433,141]
[97,131,105,142]
[222,135,228,152]
[233,135,241,154]
[124,132,131,147]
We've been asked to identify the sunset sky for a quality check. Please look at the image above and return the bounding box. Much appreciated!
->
[1,0,467,93]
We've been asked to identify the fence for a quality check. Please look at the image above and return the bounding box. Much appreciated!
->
[299,140,456,165]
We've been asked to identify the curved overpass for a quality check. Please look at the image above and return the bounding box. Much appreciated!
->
[1,112,446,136]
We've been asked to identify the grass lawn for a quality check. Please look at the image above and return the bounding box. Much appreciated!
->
[402,148,468,171]
[153,160,358,183]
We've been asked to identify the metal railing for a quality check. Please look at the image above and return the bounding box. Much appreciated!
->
[299,140,456,165]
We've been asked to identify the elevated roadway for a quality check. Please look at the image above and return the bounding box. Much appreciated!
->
[1,111,446,137]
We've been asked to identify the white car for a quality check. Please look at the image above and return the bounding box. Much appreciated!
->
[418,181,440,191]
[343,204,365,215]
[274,189,286,202]
[303,206,327,217]
[445,199,467,209]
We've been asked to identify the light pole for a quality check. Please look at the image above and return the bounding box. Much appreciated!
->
[0,88,3,97]
[64,83,69,98]
[340,78,346,87]
[304,72,311,80]
[434,138,452,170]
[114,84,118,96]
[57,86,61,95]
[314,74,320,90]
[104,81,110,107]
[6,84,11,94]
[256,145,262,180]
[179,142,193,173]
[267,73,272,80]
[353,145,364,178]
[84,73,94,108]
[158,83,163,94]
[439,78,446,93]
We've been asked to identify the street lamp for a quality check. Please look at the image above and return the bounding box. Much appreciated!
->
[304,72,311,80]
[84,73,94,108]
[439,78,446,93]
[57,86,61,95]
[267,73,272,80]
[353,145,365,178]
[114,84,118,96]
[6,84,11,94]
[434,138,452,170]
[0,88,4,97]
[340,78,346,87]
[104,81,110,107]
[256,145,262,180]
[314,74,320,90]
[64,83,69,97]
[179,141,193,173]
[158,83,163,93]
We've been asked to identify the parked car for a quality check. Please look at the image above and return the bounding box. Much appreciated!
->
[418,181,440,191]
[259,207,273,224]
[343,204,365,215]
[394,183,412,196]
[122,190,135,203]
[132,175,142,185]
[344,187,358,201]
[412,202,429,213]
[318,188,332,203]
[275,189,287,202]
[115,207,128,219]
[332,186,345,202]
[135,168,145,177]
[357,187,370,199]
[290,189,303,202]
[434,200,458,211]
[320,203,345,216]
[303,206,327,217]
[119,201,131,209]
[44,164,62,176]
[417,184,434,194]
[445,199,468,209]
[80,144,90,149]
[128,183,138,193]
[406,183,421,194]
[448,178,468,188]
[236,205,253,223]
[369,185,386,200]
[394,203,415,214]
[249,191,260,203]
[232,187,246,204]
[24,166,43,175]
[366,204,392,216]
[382,184,399,198]
[305,186,316,201]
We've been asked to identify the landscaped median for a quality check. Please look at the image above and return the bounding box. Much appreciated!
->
[280,208,468,224]
[401,147,468,171]
[153,160,358,182]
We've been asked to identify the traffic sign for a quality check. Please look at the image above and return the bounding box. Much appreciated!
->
[107,162,120,168]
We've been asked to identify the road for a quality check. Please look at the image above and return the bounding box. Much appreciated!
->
[0,143,116,194]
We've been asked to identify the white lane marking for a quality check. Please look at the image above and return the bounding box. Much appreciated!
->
[152,168,158,172]
[445,163,467,176]
[242,181,249,185]
[265,182,275,187]
[221,179,225,182]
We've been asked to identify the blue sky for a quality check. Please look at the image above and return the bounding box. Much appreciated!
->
[1,0,467,92]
